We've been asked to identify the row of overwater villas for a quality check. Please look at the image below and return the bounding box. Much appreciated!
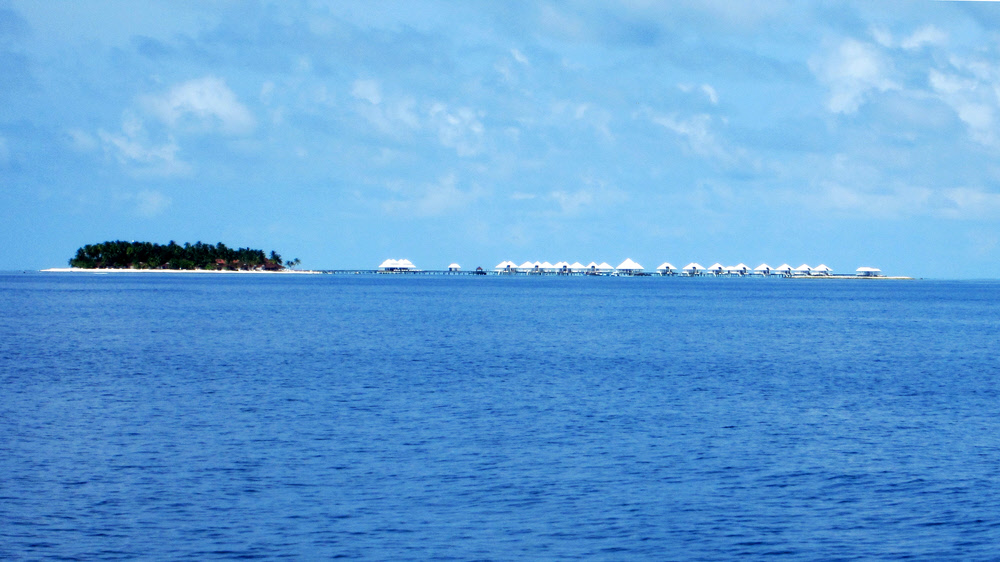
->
[379,258,882,276]
[492,260,881,276]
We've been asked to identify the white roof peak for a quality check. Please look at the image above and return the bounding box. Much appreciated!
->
[616,258,643,270]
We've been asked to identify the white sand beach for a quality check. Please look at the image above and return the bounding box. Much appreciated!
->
[41,268,322,274]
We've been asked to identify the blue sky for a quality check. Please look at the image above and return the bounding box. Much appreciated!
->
[3,1,1000,277]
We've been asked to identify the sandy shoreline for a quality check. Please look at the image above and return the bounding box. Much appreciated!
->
[40,267,322,275]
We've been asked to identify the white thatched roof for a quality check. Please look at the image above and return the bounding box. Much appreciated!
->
[683,262,704,271]
[775,264,792,272]
[793,264,811,272]
[616,258,643,270]
[813,264,832,272]
[657,262,676,271]
[597,262,614,271]
[754,263,771,271]
[708,263,724,272]
[570,262,586,271]
[540,261,556,271]
[379,258,416,270]
[381,259,417,270]
[448,263,461,270]
[518,261,535,270]
[856,266,881,272]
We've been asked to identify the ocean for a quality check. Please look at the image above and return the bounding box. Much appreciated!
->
[2,272,1000,560]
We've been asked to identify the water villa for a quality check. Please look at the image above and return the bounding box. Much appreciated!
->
[378,258,418,272]
[335,258,903,278]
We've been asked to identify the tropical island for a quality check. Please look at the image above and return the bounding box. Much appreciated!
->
[66,240,301,271]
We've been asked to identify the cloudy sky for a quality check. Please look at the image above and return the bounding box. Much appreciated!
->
[3,1,1000,277]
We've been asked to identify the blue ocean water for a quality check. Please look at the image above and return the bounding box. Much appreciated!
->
[2,272,1000,560]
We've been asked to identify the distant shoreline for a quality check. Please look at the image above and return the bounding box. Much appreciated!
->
[37,268,915,279]
[40,267,322,275]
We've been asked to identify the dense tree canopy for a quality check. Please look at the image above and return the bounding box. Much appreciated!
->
[69,241,292,270]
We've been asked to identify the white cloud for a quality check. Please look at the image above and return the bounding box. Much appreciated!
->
[816,182,933,218]
[654,113,713,150]
[352,79,420,134]
[143,76,255,135]
[868,25,946,50]
[701,84,719,105]
[98,113,189,176]
[937,187,1000,220]
[382,175,485,217]
[428,103,484,157]
[496,50,529,83]
[549,189,594,214]
[648,111,747,168]
[66,129,97,151]
[871,26,894,48]
[811,39,898,114]
[681,83,719,105]
[901,26,947,50]
[133,189,172,217]
[929,66,1000,146]
[551,100,613,141]
[351,79,382,105]
[350,79,485,155]
[790,181,1000,220]
[545,178,627,216]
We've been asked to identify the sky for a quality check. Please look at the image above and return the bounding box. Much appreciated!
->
[3,1,1000,277]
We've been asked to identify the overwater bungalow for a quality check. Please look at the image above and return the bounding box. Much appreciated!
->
[657,262,677,275]
[683,263,705,275]
[378,258,418,272]
[616,258,644,275]
[348,259,883,278]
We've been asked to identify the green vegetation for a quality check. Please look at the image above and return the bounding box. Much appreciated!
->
[69,240,300,271]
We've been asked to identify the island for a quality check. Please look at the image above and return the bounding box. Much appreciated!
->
[66,240,302,271]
